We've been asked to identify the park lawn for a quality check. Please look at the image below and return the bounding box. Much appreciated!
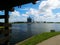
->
[16,32,60,45]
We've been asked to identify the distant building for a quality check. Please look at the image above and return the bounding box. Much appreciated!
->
[27,17,32,23]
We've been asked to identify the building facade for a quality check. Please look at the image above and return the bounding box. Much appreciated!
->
[27,17,32,23]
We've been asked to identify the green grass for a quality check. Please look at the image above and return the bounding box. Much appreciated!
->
[16,32,60,45]
[0,26,4,28]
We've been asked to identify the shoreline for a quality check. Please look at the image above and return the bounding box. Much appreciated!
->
[16,32,60,45]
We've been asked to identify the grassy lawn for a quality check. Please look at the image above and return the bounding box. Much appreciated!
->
[16,32,60,45]
[0,26,4,28]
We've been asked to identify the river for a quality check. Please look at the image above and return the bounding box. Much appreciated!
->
[10,23,60,45]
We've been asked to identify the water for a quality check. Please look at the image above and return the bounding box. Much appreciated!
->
[10,23,60,45]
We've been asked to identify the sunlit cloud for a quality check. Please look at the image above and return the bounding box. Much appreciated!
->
[0,0,60,22]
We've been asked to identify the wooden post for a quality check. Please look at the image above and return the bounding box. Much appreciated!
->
[4,9,9,45]
[5,9,9,30]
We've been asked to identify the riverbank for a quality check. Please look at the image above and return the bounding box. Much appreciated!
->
[16,32,60,45]
[37,35,60,45]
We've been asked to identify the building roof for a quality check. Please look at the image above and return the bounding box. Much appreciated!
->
[0,0,38,11]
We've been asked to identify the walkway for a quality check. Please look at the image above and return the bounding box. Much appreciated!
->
[37,35,60,45]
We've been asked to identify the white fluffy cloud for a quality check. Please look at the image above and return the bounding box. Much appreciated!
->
[9,10,28,22]
[39,0,60,10]
[39,0,60,14]
[5,0,60,22]
[24,8,40,21]
[10,10,20,16]
[29,8,39,16]
[38,0,60,22]
[25,0,60,22]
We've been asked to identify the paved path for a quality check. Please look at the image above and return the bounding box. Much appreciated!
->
[37,35,60,45]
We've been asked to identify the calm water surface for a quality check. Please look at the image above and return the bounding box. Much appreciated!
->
[10,23,60,45]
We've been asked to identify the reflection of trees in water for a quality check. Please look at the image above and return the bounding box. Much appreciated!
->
[27,23,32,37]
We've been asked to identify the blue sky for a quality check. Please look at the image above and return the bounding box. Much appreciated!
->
[0,0,60,22]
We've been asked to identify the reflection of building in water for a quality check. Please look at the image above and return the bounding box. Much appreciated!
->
[27,24,32,37]
[27,17,32,23]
